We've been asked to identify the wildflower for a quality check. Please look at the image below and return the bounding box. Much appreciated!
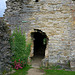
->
[19,59,20,61]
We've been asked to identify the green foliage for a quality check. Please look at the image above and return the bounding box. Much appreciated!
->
[44,69,75,75]
[43,38,47,45]
[11,65,31,75]
[9,27,31,67]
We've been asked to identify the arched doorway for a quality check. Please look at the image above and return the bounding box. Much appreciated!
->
[31,29,48,58]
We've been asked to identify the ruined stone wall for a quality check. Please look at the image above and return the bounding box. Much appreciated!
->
[0,18,11,74]
[70,1,75,60]
[4,0,75,66]
[69,1,75,70]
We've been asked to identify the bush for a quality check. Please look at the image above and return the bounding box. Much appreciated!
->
[9,27,31,69]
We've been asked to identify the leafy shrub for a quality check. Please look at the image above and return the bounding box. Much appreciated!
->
[9,27,31,69]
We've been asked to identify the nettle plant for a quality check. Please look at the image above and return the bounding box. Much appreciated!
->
[10,27,31,69]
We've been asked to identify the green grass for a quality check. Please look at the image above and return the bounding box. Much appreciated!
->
[11,65,31,75]
[44,69,75,75]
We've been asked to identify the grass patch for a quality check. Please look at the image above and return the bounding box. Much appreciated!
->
[44,69,75,75]
[11,65,31,75]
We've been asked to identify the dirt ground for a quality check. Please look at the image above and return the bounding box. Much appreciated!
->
[27,56,45,75]
[27,68,45,75]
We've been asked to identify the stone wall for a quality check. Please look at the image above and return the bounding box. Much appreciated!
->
[70,1,75,71]
[0,18,11,74]
[4,0,75,67]
[70,1,75,60]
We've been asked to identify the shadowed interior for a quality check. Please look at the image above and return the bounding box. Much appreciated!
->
[35,0,39,2]
[31,29,48,58]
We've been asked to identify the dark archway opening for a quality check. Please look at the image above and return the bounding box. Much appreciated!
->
[31,29,48,58]
[35,0,39,2]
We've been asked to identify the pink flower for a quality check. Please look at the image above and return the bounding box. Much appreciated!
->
[14,60,16,63]
[19,59,20,61]
[19,66,23,69]
[13,59,24,70]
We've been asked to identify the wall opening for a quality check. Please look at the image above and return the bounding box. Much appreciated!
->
[35,0,39,2]
[31,29,48,58]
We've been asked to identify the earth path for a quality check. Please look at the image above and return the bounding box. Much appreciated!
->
[27,68,45,75]
[27,56,45,75]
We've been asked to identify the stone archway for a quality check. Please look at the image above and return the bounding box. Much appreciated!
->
[31,29,49,58]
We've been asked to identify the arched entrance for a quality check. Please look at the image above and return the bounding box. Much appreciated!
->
[31,29,48,58]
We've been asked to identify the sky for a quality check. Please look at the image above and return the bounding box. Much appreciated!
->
[0,0,7,17]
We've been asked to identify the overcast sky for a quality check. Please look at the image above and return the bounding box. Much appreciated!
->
[0,0,7,17]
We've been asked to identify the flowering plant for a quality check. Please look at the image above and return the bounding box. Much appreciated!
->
[10,27,31,70]
[12,59,26,70]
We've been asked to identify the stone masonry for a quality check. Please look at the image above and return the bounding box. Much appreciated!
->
[4,0,75,70]
[0,18,11,74]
